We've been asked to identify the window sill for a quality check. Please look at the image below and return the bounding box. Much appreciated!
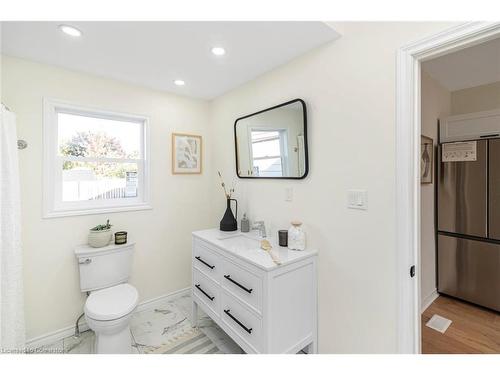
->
[43,203,153,219]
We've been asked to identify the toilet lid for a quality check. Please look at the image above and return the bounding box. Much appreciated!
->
[85,283,138,321]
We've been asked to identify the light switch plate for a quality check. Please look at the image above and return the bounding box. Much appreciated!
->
[285,187,293,202]
[347,189,368,210]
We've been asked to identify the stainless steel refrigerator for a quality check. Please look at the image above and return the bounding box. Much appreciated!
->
[437,139,500,312]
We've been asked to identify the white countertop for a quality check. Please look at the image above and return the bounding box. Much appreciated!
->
[192,228,317,271]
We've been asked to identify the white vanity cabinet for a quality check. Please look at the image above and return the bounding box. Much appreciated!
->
[191,229,318,354]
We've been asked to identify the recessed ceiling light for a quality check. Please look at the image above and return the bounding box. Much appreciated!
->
[58,24,82,37]
[174,79,185,86]
[211,47,226,56]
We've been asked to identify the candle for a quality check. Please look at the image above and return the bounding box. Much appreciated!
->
[114,231,127,245]
[278,230,288,247]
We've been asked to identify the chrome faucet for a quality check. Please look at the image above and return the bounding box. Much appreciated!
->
[252,221,267,238]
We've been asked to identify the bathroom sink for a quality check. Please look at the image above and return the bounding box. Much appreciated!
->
[217,234,284,267]
[218,234,261,250]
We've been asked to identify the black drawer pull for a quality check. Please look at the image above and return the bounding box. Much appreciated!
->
[224,274,253,294]
[195,284,215,301]
[195,256,215,269]
[224,309,252,334]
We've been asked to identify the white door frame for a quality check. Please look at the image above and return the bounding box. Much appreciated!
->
[396,21,500,354]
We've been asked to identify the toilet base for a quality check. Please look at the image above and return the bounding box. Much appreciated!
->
[95,328,132,354]
[85,313,135,354]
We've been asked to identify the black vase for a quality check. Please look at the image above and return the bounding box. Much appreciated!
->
[220,198,238,231]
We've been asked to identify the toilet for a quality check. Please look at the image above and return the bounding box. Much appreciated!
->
[75,242,138,354]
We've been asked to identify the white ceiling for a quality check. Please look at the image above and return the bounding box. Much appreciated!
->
[0,21,340,99]
[422,36,500,92]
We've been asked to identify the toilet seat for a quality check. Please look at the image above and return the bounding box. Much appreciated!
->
[84,283,138,321]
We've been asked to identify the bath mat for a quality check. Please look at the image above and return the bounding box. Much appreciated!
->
[145,328,222,354]
[425,314,452,333]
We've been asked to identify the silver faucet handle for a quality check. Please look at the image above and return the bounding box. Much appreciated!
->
[251,221,267,238]
[252,220,264,228]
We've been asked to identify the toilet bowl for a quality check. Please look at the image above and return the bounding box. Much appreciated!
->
[84,283,138,354]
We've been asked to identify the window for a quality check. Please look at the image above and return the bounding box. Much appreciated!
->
[43,99,150,217]
[250,130,288,177]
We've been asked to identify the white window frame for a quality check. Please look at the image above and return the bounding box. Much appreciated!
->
[43,98,151,218]
[248,127,289,177]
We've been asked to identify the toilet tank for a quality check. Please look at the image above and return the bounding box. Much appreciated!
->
[75,242,135,292]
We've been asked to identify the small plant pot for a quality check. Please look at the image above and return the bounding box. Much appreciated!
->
[88,229,112,248]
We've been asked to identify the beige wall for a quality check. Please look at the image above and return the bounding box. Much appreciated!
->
[451,80,500,115]
[209,22,457,353]
[1,55,214,340]
[420,72,451,310]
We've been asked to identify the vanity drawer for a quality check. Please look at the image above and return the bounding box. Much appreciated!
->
[193,268,220,317]
[193,240,220,280]
[220,291,263,353]
[220,259,262,314]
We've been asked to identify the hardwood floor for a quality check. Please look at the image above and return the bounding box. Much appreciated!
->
[421,295,500,354]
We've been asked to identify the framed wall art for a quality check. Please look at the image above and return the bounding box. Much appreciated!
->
[172,133,202,174]
[421,135,433,184]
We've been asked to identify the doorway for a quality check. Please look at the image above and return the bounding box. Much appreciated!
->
[396,21,500,354]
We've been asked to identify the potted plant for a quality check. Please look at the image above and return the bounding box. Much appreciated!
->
[88,219,113,248]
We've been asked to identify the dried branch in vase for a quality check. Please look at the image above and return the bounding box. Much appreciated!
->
[218,171,235,199]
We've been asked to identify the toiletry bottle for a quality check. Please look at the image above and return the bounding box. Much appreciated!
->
[288,221,306,251]
[241,213,250,232]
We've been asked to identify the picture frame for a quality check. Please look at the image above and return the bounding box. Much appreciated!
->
[421,135,433,184]
[172,133,203,174]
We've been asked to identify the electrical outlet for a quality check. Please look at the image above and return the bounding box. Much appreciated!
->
[347,189,368,210]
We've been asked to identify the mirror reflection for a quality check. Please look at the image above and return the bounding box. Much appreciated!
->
[234,99,308,179]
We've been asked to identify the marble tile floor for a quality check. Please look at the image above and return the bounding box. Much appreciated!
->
[36,293,244,354]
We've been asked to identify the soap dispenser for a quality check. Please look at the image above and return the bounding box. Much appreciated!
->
[241,213,250,233]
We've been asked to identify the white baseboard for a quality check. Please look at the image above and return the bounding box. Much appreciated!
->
[421,289,439,313]
[134,287,190,313]
[26,321,91,350]
[26,287,191,349]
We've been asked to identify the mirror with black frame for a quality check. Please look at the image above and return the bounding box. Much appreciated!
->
[234,99,308,179]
